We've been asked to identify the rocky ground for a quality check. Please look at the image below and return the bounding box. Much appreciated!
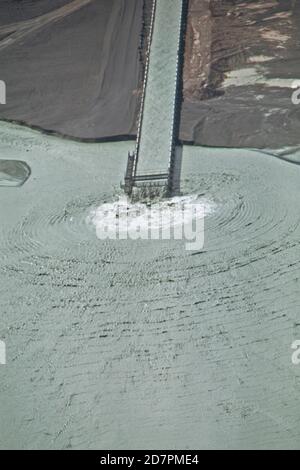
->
[181,0,300,147]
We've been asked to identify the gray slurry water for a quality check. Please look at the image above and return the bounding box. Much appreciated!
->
[0,122,300,449]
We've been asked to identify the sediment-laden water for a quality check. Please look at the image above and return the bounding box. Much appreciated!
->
[0,122,300,449]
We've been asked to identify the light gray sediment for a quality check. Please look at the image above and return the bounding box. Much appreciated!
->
[0,122,300,449]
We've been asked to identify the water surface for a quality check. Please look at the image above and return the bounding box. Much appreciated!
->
[0,122,300,449]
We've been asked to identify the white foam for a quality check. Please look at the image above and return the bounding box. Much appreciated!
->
[87,194,216,241]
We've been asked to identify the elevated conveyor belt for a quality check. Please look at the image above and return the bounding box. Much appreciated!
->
[123,0,188,197]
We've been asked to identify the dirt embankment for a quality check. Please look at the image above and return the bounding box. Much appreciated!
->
[181,0,300,148]
[0,0,299,149]
[183,0,212,100]
[0,0,147,141]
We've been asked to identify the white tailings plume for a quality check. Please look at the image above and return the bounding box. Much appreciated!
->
[87,194,216,251]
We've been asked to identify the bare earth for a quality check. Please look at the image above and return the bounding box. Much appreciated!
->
[0,0,143,140]
[181,0,300,148]
[0,0,299,147]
